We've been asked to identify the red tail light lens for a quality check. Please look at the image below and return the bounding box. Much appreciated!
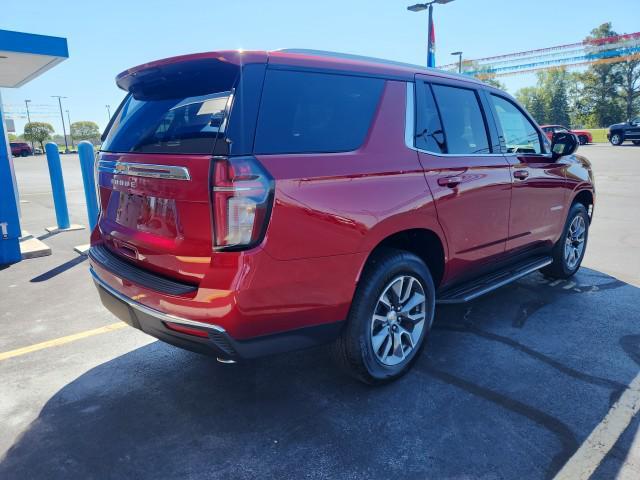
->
[164,322,209,338]
[212,156,274,250]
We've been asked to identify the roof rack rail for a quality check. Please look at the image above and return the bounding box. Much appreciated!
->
[274,49,481,84]
[276,48,428,71]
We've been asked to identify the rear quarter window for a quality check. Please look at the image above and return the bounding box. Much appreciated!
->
[254,70,384,154]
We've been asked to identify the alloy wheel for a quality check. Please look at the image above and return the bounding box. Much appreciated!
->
[370,275,427,366]
[564,215,586,270]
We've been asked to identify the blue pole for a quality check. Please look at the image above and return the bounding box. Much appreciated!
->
[0,89,23,265]
[45,142,70,230]
[77,141,98,230]
[427,3,436,68]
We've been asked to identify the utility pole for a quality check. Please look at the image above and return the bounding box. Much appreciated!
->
[24,99,34,152]
[66,110,75,150]
[407,1,455,68]
[51,96,69,153]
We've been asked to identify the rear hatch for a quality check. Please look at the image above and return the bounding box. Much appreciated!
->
[96,53,264,284]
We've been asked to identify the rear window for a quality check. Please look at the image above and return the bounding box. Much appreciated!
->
[102,59,239,154]
[102,92,231,154]
[254,70,384,154]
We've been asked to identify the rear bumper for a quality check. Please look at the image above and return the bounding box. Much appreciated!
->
[91,266,344,360]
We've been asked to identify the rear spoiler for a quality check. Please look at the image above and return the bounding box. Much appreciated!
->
[102,51,267,143]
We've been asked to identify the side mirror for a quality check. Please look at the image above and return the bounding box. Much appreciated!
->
[551,132,578,160]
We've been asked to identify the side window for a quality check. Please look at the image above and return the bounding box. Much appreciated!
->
[254,70,384,154]
[490,95,542,154]
[431,84,490,155]
[415,83,446,153]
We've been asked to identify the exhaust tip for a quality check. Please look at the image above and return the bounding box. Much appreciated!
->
[217,357,236,364]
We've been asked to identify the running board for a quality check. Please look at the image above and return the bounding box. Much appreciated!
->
[436,256,552,304]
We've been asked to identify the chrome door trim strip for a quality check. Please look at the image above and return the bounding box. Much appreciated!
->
[97,160,191,181]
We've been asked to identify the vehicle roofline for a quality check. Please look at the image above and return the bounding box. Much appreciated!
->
[115,49,492,90]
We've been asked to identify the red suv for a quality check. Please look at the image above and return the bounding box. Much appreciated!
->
[90,50,594,383]
[10,142,33,157]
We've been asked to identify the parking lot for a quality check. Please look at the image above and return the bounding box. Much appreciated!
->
[1,144,639,479]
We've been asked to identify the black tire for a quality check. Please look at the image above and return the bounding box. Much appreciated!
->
[541,203,589,279]
[578,135,588,145]
[610,132,624,146]
[633,140,640,146]
[20,150,29,157]
[331,248,435,384]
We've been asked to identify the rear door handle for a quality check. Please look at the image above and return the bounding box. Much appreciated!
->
[437,176,463,188]
[513,169,529,180]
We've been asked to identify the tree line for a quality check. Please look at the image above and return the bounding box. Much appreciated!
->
[11,121,101,151]
[512,23,640,128]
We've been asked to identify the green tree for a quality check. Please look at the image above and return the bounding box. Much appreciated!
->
[539,69,571,126]
[579,23,624,127]
[516,86,546,124]
[482,76,506,90]
[23,122,54,151]
[70,121,100,142]
[565,71,590,127]
[461,59,506,90]
[8,133,18,142]
[615,58,640,120]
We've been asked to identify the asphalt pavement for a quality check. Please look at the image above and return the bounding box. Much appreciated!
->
[1,144,640,479]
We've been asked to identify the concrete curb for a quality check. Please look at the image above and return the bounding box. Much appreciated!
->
[19,231,52,259]
[45,224,85,234]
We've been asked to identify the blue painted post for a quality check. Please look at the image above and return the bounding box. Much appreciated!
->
[0,90,23,265]
[77,141,98,230]
[45,142,71,230]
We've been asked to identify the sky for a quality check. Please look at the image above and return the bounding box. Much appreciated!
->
[2,0,640,136]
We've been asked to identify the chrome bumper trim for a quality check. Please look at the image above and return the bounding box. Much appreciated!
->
[90,267,226,333]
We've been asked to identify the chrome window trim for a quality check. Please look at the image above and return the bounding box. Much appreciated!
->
[404,82,504,158]
[90,267,226,333]
[97,161,191,181]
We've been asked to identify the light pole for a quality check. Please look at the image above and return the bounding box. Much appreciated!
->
[51,96,69,153]
[407,0,455,68]
[24,99,34,152]
[105,105,111,122]
[451,51,463,73]
[66,110,75,150]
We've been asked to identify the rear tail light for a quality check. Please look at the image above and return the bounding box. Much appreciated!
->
[212,156,274,250]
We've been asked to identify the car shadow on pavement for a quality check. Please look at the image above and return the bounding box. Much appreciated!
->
[1,268,640,480]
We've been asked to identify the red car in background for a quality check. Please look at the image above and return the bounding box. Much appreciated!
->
[541,125,592,145]
[10,142,33,157]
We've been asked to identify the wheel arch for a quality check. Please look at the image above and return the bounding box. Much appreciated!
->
[610,129,625,140]
[357,228,446,288]
[572,189,594,222]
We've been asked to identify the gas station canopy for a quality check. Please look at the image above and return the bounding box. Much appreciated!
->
[0,29,68,88]
[0,29,68,265]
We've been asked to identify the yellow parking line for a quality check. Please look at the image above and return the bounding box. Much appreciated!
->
[0,322,127,361]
